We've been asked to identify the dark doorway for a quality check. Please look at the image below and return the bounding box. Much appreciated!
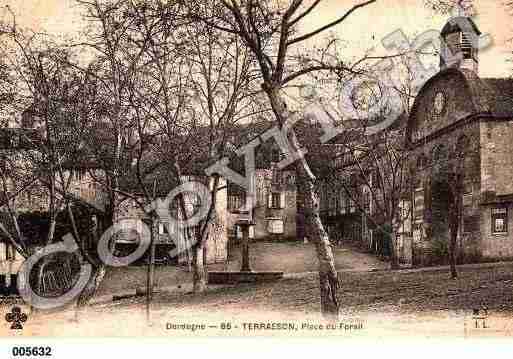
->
[431,179,450,245]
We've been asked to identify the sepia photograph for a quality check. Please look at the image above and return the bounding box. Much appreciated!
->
[0,0,512,355]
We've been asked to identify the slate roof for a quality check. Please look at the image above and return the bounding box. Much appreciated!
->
[481,78,513,117]
[460,69,513,116]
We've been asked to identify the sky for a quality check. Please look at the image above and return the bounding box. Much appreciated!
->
[2,0,512,78]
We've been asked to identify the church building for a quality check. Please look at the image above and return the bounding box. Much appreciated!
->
[407,16,513,265]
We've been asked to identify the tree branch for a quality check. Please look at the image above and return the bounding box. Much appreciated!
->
[287,0,377,46]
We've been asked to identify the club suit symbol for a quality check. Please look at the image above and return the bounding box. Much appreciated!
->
[472,306,488,329]
[5,306,28,330]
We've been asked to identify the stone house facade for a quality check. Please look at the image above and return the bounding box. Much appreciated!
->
[316,147,368,246]
[225,165,298,242]
[113,177,228,265]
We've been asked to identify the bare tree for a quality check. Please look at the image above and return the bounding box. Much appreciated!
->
[120,1,264,293]
[74,1,264,296]
[0,11,107,311]
[187,0,388,319]
[424,0,476,16]
[446,159,463,279]
[324,128,412,269]
[439,135,475,279]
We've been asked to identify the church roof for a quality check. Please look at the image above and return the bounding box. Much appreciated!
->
[480,78,513,117]
[440,16,481,36]
[457,69,495,113]
[412,68,513,118]
[460,69,513,116]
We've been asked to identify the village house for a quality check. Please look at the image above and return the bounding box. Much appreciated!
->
[225,164,298,242]
[112,176,229,266]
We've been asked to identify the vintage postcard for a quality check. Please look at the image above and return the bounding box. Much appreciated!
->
[0,0,512,356]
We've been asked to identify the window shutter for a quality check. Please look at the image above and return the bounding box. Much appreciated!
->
[280,192,286,209]
[158,223,164,235]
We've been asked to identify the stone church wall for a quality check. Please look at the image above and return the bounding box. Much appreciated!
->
[478,119,513,259]
[410,121,482,266]
[480,119,513,198]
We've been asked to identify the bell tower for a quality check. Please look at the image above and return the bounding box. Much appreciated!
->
[440,16,481,75]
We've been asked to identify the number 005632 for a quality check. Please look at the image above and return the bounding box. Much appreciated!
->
[11,346,52,357]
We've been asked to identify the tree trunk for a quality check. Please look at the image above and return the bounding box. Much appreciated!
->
[191,177,221,294]
[448,203,459,279]
[294,154,339,319]
[192,243,207,293]
[303,186,340,318]
[263,84,339,319]
[447,176,461,280]
[389,221,400,270]
[69,204,109,321]
[310,215,339,319]
[75,264,107,321]
[449,227,458,279]
[389,234,400,270]
[34,217,57,301]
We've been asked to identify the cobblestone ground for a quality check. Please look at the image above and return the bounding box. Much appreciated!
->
[6,262,513,337]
